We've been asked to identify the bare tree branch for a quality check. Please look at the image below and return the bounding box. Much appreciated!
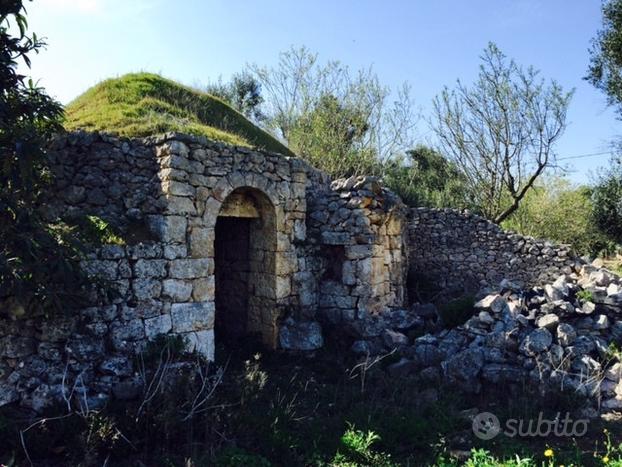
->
[432,43,573,223]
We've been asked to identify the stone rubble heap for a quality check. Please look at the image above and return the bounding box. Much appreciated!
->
[351,263,622,414]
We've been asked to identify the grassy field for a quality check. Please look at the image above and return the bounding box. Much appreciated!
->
[2,336,622,466]
[64,72,294,156]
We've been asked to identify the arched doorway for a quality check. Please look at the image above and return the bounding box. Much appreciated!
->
[214,187,277,347]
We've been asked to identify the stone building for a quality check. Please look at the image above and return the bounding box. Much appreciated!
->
[0,131,584,410]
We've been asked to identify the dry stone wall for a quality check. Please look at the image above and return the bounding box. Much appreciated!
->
[408,207,582,293]
[4,131,597,414]
[303,174,409,326]
[0,131,409,412]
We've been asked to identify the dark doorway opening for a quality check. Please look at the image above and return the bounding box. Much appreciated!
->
[214,216,251,344]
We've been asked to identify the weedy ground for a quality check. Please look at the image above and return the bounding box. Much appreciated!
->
[1,336,622,466]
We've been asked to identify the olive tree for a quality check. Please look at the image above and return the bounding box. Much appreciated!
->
[432,43,573,223]
[587,0,622,117]
[248,46,418,177]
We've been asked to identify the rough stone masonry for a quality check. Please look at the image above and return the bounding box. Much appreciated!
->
[0,130,616,414]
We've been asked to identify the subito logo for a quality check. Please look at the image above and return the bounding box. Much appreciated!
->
[472,412,501,440]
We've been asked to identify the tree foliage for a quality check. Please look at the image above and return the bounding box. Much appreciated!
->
[248,46,418,178]
[501,177,607,256]
[204,71,265,122]
[587,0,622,117]
[382,145,469,208]
[592,157,622,245]
[433,42,573,224]
[288,93,378,177]
[0,0,84,316]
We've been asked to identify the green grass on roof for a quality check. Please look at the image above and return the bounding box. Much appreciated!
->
[65,72,293,155]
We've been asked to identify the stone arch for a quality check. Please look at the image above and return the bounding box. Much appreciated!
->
[204,173,289,349]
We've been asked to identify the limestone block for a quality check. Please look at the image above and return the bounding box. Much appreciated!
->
[144,314,173,339]
[65,335,105,361]
[276,276,291,298]
[158,168,188,182]
[120,300,161,320]
[346,245,373,260]
[321,232,350,245]
[169,258,212,279]
[192,277,215,301]
[162,180,195,197]
[189,227,214,257]
[99,357,133,377]
[163,244,187,260]
[293,219,306,242]
[159,154,193,172]
[279,319,323,351]
[162,195,196,215]
[276,252,297,276]
[171,302,215,332]
[99,245,126,260]
[134,259,168,278]
[157,140,189,158]
[118,260,132,278]
[145,215,187,243]
[132,279,162,300]
[342,260,356,285]
[162,279,193,302]
[203,197,221,225]
[186,329,215,360]
[356,258,372,279]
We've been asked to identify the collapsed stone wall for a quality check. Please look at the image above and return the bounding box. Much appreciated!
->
[351,264,622,416]
[0,131,409,411]
[408,207,582,293]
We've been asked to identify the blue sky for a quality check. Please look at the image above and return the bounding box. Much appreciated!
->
[26,0,620,183]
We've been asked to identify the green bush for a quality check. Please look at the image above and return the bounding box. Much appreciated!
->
[0,1,88,317]
[332,426,396,467]
[381,145,470,208]
[576,289,594,303]
[502,177,608,256]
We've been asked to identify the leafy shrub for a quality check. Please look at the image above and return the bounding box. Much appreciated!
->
[438,295,475,328]
[332,426,396,467]
[576,289,594,303]
[592,157,622,246]
[502,177,608,256]
[0,1,88,318]
[382,145,470,209]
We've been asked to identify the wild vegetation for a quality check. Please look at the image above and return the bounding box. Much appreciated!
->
[3,1,622,466]
[0,0,87,318]
[2,340,622,466]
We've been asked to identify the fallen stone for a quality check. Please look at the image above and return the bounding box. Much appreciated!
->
[606,363,622,381]
[382,329,409,348]
[595,314,610,330]
[442,348,484,382]
[474,294,508,313]
[279,319,323,351]
[536,313,559,330]
[556,323,577,346]
[520,328,552,356]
